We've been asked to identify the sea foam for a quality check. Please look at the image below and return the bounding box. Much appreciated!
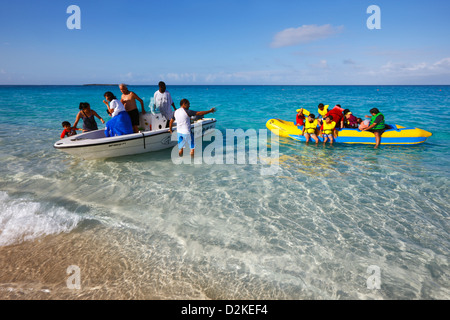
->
[0,191,82,246]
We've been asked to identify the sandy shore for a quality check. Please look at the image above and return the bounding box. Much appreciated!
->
[0,222,208,300]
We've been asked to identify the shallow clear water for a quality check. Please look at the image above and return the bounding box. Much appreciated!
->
[0,85,449,299]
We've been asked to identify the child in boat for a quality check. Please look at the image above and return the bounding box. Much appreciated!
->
[357,118,370,130]
[60,121,82,139]
[317,103,329,120]
[302,113,319,144]
[325,104,344,128]
[320,116,337,144]
[295,108,310,126]
[342,109,358,128]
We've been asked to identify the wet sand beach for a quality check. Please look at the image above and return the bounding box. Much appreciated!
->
[0,222,208,300]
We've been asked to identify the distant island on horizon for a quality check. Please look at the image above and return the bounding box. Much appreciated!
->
[79,84,449,87]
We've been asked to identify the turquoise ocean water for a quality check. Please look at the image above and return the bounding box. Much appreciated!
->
[0,85,449,299]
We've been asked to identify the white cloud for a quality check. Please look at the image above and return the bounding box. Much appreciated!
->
[105,57,450,85]
[376,57,450,76]
[433,57,450,69]
[162,73,198,83]
[120,72,134,81]
[271,24,343,48]
[203,70,276,84]
[359,57,450,84]
[311,60,329,70]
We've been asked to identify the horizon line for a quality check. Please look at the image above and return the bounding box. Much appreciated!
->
[0,84,449,87]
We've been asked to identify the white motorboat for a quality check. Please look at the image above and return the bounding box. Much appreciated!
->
[54,113,217,160]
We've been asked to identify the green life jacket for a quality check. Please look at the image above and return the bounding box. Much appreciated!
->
[370,113,385,130]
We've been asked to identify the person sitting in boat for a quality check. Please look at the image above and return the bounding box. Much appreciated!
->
[361,108,386,148]
[103,91,134,137]
[295,108,310,126]
[357,118,370,130]
[317,103,329,120]
[319,116,337,145]
[302,113,319,144]
[73,102,105,132]
[342,109,358,128]
[60,121,82,139]
[325,104,344,128]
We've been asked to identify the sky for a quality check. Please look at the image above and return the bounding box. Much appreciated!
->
[0,0,449,85]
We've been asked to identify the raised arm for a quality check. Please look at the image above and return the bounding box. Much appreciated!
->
[195,108,216,117]
[104,100,113,116]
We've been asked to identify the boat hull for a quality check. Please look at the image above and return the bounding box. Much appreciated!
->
[266,118,432,145]
[54,119,216,160]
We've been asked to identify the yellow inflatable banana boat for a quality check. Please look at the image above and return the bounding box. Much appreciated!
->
[266,118,432,145]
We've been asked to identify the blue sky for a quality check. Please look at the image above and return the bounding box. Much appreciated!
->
[0,0,449,85]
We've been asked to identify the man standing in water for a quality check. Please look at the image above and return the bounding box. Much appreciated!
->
[169,99,215,157]
[119,83,145,133]
[154,81,177,127]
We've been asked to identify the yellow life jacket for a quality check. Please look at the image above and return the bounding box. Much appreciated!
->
[318,105,329,118]
[322,121,336,134]
[296,108,310,116]
[304,119,318,134]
